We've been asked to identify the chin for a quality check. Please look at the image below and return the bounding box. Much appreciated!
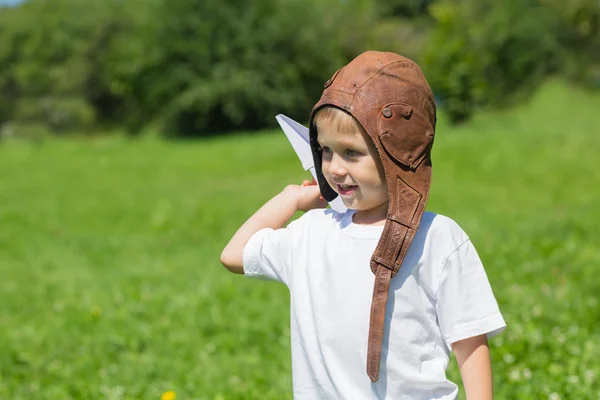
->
[340,198,359,209]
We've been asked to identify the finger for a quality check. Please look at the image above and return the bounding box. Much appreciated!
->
[302,180,310,186]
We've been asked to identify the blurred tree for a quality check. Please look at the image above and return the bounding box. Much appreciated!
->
[541,0,600,86]
[1,0,375,136]
[379,0,436,18]
[0,0,160,134]
[0,7,19,126]
[82,0,160,132]
[422,0,599,123]
[0,0,111,133]
[131,0,357,136]
[3,0,594,134]
[422,0,560,123]
[0,0,105,132]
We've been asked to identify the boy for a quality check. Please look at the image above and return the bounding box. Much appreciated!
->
[220,51,505,399]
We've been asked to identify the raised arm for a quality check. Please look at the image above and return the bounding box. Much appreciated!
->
[220,180,326,274]
[453,334,493,400]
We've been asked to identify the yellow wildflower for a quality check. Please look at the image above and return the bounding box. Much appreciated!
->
[161,391,176,400]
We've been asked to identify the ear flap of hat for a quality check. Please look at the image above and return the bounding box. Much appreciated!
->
[309,117,339,202]
[378,103,435,170]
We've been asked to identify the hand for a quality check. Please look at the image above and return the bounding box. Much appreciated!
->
[284,178,327,212]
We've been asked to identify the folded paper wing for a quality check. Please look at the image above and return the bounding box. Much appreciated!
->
[276,114,348,213]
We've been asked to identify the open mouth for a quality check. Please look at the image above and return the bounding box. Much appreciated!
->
[336,184,357,195]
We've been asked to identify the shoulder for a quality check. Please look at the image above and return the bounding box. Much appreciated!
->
[409,212,474,297]
[416,212,470,250]
[412,212,471,271]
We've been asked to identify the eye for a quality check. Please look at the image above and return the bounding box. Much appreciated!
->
[345,149,360,157]
[321,146,332,154]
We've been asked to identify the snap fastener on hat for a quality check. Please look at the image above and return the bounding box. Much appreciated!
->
[383,107,392,118]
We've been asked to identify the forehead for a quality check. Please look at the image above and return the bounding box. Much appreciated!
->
[317,125,369,148]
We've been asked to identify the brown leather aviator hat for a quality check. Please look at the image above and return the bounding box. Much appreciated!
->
[308,51,437,382]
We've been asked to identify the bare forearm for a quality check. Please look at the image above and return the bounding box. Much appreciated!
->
[454,335,493,400]
[220,187,298,273]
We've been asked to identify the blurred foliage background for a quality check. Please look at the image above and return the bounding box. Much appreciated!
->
[0,0,598,137]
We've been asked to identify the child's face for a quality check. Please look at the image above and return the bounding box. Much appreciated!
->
[317,125,388,221]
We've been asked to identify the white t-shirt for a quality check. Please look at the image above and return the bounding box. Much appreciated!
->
[243,209,506,400]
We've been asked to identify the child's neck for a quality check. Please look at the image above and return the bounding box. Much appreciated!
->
[352,204,388,226]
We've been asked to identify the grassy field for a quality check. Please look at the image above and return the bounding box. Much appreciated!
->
[1,81,599,399]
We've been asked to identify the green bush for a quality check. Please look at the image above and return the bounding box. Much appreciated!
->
[14,96,96,133]
[422,0,600,123]
[422,0,560,123]
[137,0,354,137]
[0,0,378,136]
[542,0,600,86]
[2,0,596,133]
[0,0,152,133]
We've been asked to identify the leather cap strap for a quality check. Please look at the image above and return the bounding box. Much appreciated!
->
[367,265,392,382]
[366,176,424,382]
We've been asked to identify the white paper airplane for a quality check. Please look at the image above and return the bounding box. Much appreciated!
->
[276,114,348,213]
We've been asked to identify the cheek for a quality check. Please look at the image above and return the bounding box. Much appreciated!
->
[320,160,330,178]
[363,162,385,186]
[377,183,389,201]
[376,175,388,200]
[320,161,336,188]
[361,164,388,200]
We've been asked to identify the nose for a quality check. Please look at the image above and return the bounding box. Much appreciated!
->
[326,153,346,180]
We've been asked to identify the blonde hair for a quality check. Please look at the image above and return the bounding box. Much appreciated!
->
[313,106,366,137]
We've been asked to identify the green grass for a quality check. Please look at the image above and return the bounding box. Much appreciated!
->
[1,81,599,399]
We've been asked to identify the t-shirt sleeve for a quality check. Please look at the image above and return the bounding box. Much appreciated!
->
[435,239,506,351]
[242,220,299,285]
